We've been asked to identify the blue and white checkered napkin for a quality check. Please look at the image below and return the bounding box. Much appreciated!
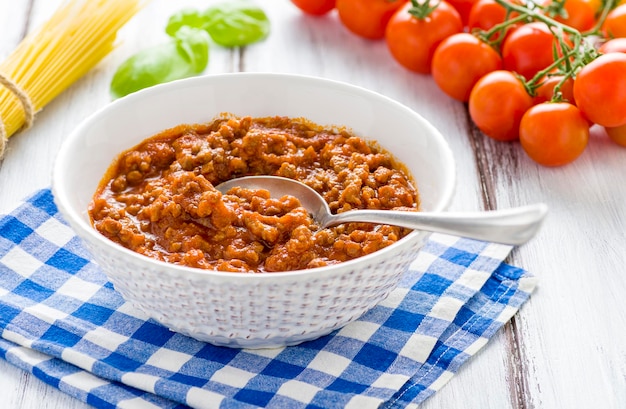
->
[0,189,537,408]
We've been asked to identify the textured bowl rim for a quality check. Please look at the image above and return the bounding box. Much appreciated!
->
[52,72,456,281]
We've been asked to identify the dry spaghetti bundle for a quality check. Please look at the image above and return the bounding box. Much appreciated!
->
[0,0,145,158]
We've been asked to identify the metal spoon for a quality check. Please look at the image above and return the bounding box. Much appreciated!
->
[215,176,548,246]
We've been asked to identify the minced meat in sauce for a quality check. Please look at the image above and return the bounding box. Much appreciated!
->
[89,115,419,273]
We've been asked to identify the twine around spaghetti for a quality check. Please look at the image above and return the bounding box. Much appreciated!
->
[0,71,36,158]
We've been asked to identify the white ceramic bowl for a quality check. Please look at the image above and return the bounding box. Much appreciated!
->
[52,73,455,348]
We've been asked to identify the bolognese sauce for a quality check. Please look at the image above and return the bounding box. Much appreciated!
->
[89,115,419,273]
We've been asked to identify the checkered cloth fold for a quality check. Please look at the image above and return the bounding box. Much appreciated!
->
[0,189,537,408]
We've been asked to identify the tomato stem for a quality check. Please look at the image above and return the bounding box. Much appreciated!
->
[408,0,441,19]
[476,14,530,49]
[495,0,580,36]
[480,0,603,100]
[586,0,617,35]
[538,0,569,21]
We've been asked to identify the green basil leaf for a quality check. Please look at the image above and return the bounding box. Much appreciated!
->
[173,26,211,73]
[110,27,210,99]
[202,0,270,47]
[165,8,205,37]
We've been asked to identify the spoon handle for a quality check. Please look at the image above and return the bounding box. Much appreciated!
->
[326,203,548,246]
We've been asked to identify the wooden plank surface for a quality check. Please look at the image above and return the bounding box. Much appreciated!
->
[1,1,626,408]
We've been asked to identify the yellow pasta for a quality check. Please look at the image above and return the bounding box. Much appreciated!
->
[0,0,146,157]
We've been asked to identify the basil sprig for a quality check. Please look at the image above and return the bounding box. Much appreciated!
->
[167,0,270,47]
[110,27,210,100]
[110,0,270,99]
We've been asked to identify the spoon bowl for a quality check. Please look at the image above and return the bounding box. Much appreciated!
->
[216,176,548,246]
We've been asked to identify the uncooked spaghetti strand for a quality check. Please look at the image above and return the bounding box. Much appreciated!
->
[13,2,137,108]
[0,0,145,143]
[0,0,143,133]
[31,1,131,85]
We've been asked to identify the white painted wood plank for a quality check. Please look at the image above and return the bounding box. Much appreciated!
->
[500,126,626,409]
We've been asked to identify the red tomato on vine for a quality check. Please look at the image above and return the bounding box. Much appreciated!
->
[540,0,596,32]
[602,4,626,39]
[502,22,564,80]
[469,70,533,141]
[519,102,589,166]
[336,0,408,39]
[605,123,626,147]
[385,0,464,73]
[573,53,626,127]
[532,74,576,105]
[582,0,602,13]
[446,0,480,25]
[291,0,336,15]
[599,38,626,54]
[431,33,502,101]
[468,0,519,40]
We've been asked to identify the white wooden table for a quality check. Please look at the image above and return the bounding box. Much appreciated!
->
[1,1,625,408]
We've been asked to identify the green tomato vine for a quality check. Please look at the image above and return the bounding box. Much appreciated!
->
[473,0,618,102]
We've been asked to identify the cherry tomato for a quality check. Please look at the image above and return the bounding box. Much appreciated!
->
[431,33,502,101]
[605,123,626,147]
[291,0,336,15]
[469,70,533,141]
[602,4,626,39]
[582,0,602,13]
[599,38,626,54]
[532,74,576,105]
[502,22,563,80]
[540,0,596,32]
[386,1,463,73]
[519,102,589,166]
[468,0,520,40]
[336,0,408,39]
[446,0,479,25]
[573,53,626,127]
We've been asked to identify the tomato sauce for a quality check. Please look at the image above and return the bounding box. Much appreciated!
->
[89,115,419,273]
